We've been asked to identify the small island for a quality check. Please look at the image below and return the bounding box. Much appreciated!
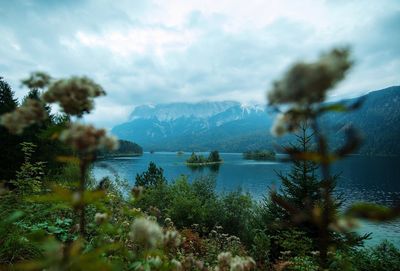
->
[243,150,276,161]
[97,139,143,158]
[186,150,223,166]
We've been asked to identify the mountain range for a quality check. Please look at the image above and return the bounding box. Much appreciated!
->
[111,86,400,156]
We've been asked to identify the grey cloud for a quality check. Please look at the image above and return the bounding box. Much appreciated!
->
[0,0,399,127]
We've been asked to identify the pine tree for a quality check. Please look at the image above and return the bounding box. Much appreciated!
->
[0,77,22,182]
[263,122,367,260]
[208,150,221,162]
[135,162,167,188]
[0,77,18,114]
[269,122,323,220]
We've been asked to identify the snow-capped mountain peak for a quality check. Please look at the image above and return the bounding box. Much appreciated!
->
[129,101,240,121]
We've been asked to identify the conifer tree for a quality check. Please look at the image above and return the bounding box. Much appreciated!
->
[0,77,22,182]
[268,122,324,221]
[0,77,18,114]
[264,121,367,260]
[135,162,167,188]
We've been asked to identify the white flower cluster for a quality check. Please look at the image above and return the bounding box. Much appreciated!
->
[94,213,108,224]
[268,48,351,106]
[216,252,255,271]
[129,217,163,249]
[59,123,119,153]
[164,229,181,248]
[165,217,174,228]
[171,259,183,271]
[0,99,47,134]
[129,217,182,252]
[43,76,105,116]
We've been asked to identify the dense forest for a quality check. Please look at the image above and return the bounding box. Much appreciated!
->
[1,48,400,271]
[97,139,143,158]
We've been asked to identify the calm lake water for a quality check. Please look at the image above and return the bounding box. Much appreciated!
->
[93,152,400,247]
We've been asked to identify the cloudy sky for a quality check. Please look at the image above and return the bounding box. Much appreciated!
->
[1,0,399,127]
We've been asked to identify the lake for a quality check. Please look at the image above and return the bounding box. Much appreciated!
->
[93,152,400,247]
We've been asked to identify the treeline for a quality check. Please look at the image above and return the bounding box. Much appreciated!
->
[97,139,143,158]
[243,150,276,160]
[0,77,71,186]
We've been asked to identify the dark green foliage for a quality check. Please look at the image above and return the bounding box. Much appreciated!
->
[135,162,167,188]
[187,152,208,163]
[117,139,143,154]
[208,151,221,162]
[167,176,207,228]
[250,230,271,266]
[287,256,319,271]
[0,212,42,265]
[259,123,367,262]
[137,169,254,242]
[186,151,222,164]
[350,241,400,271]
[0,77,21,183]
[264,124,324,245]
[98,139,143,158]
[0,77,18,114]
[219,190,253,242]
[10,142,45,195]
[19,88,72,173]
[0,78,72,185]
[243,150,276,160]
[270,124,322,219]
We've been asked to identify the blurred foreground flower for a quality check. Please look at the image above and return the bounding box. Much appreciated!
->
[268,47,352,137]
[268,48,352,106]
[217,252,255,271]
[270,110,306,137]
[59,123,118,153]
[0,99,47,134]
[43,76,105,116]
[94,212,108,224]
[129,217,163,249]
[164,229,181,248]
[21,71,52,89]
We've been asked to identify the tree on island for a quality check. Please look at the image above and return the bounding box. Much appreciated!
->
[186,151,222,164]
[208,150,222,162]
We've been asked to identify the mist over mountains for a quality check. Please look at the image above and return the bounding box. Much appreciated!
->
[112,86,400,155]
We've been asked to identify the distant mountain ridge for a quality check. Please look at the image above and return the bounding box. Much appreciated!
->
[112,86,400,156]
[129,101,241,121]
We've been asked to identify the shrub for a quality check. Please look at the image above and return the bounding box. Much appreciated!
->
[351,241,400,271]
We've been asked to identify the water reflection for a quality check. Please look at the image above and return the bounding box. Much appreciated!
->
[187,163,221,173]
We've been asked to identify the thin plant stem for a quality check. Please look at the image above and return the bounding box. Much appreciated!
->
[78,156,88,237]
[311,116,333,269]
